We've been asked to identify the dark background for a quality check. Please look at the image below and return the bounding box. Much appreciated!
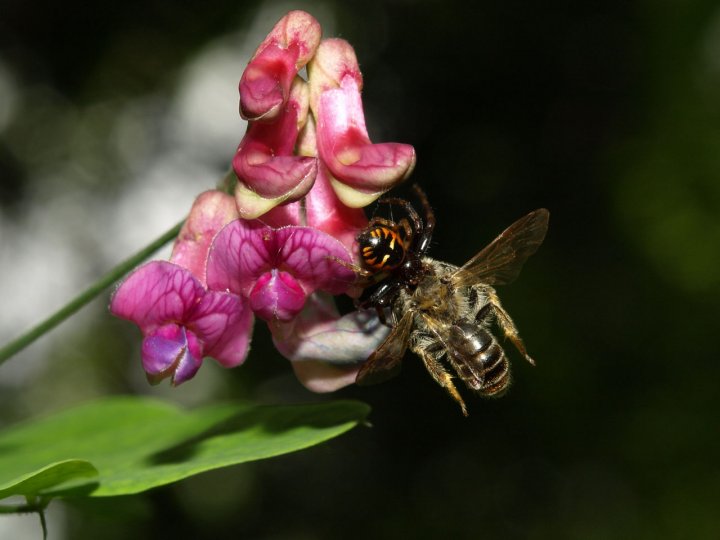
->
[2,0,720,538]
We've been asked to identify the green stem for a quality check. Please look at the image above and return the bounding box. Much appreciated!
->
[0,220,184,366]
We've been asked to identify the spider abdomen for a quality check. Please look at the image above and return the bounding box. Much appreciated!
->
[359,226,406,271]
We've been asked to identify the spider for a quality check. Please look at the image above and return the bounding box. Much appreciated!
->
[352,185,436,325]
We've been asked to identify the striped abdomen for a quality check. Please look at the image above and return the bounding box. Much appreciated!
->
[359,226,406,271]
[446,321,510,396]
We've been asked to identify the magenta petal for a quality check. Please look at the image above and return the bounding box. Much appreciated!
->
[189,290,254,368]
[305,165,368,255]
[239,11,321,121]
[234,82,316,199]
[141,324,202,386]
[206,220,270,297]
[316,75,415,193]
[110,261,205,333]
[249,269,306,322]
[275,226,356,294]
[239,43,297,121]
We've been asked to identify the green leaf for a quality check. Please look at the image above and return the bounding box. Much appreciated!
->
[0,460,98,500]
[0,396,368,499]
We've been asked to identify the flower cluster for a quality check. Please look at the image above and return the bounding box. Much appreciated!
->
[111,11,415,391]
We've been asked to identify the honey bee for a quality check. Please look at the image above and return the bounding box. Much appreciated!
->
[353,186,549,416]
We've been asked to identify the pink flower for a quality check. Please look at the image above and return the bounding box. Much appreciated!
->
[308,39,416,208]
[110,261,253,385]
[206,219,356,322]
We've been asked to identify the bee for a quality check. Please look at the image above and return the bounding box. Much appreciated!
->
[353,186,549,416]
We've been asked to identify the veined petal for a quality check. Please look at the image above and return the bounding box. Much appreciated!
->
[249,269,306,322]
[206,219,270,297]
[275,226,356,295]
[170,191,239,286]
[110,261,205,333]
[189,290,254,367]
[239,10,321,121]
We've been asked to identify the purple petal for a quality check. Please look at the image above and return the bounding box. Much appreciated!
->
[249,269,306,322]
[141,324,203,386]
[275,226,356,295]
[110,261,205,333]
[188,290,254,368]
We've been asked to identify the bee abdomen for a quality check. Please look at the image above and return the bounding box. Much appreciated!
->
[475,343,510,396]
[447,323,510,396]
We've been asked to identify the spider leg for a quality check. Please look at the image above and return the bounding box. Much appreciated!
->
[326,255,374,279]
[378,197,422,240]
[359,279,403,310]
[411,185,435,255]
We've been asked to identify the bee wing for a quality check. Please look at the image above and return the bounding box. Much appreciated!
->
[356,311,413,386]
[451,208,549,287]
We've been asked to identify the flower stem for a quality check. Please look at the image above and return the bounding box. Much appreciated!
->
[0,220,185,366]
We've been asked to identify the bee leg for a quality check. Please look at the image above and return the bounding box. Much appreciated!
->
[418,350,469,417]
[484,290,535,366]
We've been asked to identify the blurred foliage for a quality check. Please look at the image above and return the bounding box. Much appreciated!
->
[1,0,720,538]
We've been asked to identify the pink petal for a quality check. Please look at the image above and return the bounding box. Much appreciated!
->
[305,164,368,255]
[316,76,416,206]
[206,219,270,297]
[249,269,306,322]
[275,226,356,294]
[170,191,239,286]
[110,261,205,333]
[234,79,318,219]
[189,290,254,367]
[308,39,416,207]
[239,11,321,121]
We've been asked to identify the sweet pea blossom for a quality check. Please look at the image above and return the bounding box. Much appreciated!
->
[111,10,415,390]
[110,261,252,385]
